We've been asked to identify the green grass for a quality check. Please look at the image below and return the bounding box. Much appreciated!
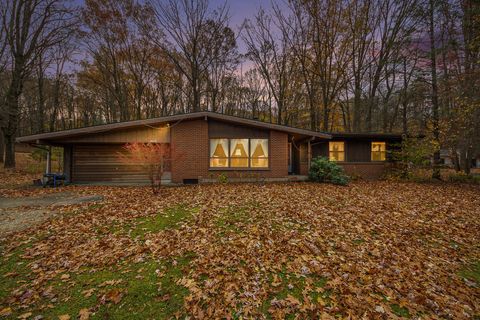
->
[353,238,365,245]
[459,261,480,284]
[448,173,480,184]
[1,254,193,319]
[260,268,329,319]
[0,243,32,302]
[390,304,410,318]
[130,204,196,239]
[215,202,263,235]
[0,205,198,319]
[215,205,250,234]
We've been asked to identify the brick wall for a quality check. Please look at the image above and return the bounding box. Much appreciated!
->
[170,119,289,183]
[339,163,386,180]
[171,119,209,183]
[265,130,289,178]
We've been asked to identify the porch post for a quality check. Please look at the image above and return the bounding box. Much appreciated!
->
[46,146,51,174]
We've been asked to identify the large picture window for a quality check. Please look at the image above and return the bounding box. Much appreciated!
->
[329,141,345,161]
[209,138,269,168]
[371,142,386,161]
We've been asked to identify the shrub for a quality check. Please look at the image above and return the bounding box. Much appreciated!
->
[308,157,349,185]
[448,173,480,184]
[217,172,228,183]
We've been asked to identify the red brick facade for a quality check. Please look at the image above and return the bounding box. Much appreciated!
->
[170,119,289,183]
[171,119,209,183]
[339,163,386,180]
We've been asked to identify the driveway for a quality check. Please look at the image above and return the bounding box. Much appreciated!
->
[0,192,103,239]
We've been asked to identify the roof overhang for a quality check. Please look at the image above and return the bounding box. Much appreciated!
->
[16,112,331,144]
[330,132,402,140]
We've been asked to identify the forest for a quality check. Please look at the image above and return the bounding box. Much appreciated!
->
[0,0,478,173]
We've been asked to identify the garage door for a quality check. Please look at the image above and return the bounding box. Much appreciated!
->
[72,145,171,183]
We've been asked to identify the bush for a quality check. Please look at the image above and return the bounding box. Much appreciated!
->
[448,173,480,184]
[308,157,350,185]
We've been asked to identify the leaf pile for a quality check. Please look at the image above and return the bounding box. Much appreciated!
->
[1,181,479,318]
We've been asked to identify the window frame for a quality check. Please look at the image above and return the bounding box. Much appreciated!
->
[329,141,345,162]
[371,141,387,162]
[209,138,270,170]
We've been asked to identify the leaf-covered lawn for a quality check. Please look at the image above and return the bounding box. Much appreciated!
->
[1,181,479,319]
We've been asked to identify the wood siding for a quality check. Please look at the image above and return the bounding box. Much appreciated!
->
[208,119,269,138]
[58,126,170,144]
[72,145,170,183]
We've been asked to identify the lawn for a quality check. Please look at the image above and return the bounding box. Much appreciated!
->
[0,175,479,319]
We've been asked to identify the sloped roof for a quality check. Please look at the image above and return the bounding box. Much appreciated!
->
[16,111,332,144]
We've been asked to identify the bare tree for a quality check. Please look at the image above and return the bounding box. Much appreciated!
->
[148,0,231,112]
[1,0,76,168]
[425,0,442,179]
[303,0,351,131]
[243,9,294,125]
[0,2,8,163]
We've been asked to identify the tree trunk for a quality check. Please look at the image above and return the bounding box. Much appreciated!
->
[429,0,441,180]
[37,59,45,133]
[353,83,362,132]
[463,148,471,175]
[309,99,316,131]
[323,96,329,131]
[3,60,24,169]
[402,57,408,135]
[452,150,461,172]
[0,130,4,163]
[2,129,15,169]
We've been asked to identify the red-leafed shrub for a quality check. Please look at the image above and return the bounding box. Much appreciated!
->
[120,143,172,194]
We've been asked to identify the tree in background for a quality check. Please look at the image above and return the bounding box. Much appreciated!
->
[148,0,235,112]
[0,0,76,168]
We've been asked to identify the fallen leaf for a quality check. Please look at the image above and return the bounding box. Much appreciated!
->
[81,288,95,298]
[79,308,90,320]
[105,289,123,304]
[0,308,12,317]
[17,313,32,319]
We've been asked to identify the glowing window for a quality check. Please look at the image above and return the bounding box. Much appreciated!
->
[230,139,249,167]
[371,142,386,161]
[210,139,229,167]
[329,142,345,162]
[250,139,269,168]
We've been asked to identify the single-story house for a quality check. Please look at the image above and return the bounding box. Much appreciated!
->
[16,112,402,184]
